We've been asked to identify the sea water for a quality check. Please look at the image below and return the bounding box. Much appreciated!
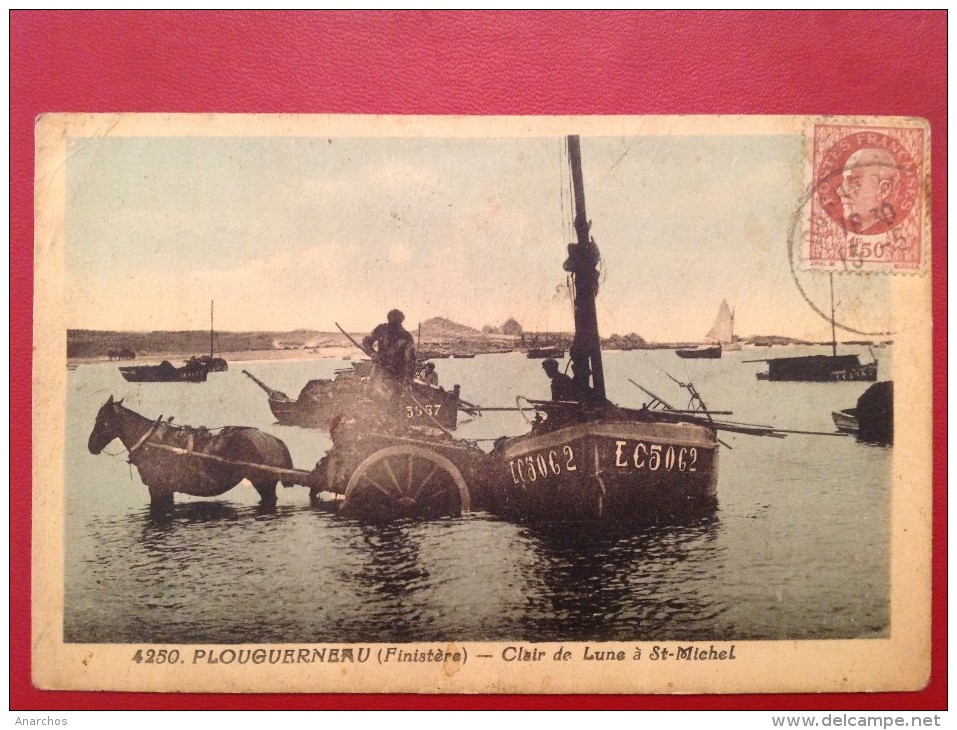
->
[63,347,891,643]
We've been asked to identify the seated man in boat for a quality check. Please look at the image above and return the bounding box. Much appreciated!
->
[362,309,417,395]
[541,359,577,402]
[418,362,439,386]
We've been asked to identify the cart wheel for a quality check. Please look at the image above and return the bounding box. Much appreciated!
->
[341,445,470,521]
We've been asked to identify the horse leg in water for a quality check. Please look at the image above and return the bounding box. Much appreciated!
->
[251,478,278,507]
[229,429,291,507]
[148,487,174,514]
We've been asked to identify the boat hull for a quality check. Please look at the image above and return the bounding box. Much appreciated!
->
[526,347,566,359]
[119,365,207,383]
[831,408,860,433]
[676,345,721,359]
[268,381,461,431]
[756,355,877,382]
[491,418,718,524]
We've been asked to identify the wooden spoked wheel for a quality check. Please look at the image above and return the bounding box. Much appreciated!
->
[341,445,470,521]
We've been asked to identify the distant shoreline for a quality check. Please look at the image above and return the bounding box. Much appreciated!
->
[67,339,890,368]
[67,346,360,367]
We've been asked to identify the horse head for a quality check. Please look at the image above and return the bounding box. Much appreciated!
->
[88,395,123,454]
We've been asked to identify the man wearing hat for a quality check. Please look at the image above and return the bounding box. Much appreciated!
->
[419,362,439,386]
[363,309,417,390]
[541,358,576,402]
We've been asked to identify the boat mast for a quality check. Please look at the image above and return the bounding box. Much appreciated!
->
[210,300,214,358]
[829,273,836,357]
[564,136,605,401]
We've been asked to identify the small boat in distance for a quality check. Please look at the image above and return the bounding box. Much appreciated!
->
[675,344,722,359]
[526,346,565,359]
[676,300,739,359]
[118,302,225,382]
[120,360,207,383]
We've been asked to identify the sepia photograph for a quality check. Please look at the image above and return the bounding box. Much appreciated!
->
[31,114,931,695]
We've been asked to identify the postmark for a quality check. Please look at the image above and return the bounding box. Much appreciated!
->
[802,121,929,274]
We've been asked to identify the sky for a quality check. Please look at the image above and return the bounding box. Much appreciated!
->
[63,124,892,342]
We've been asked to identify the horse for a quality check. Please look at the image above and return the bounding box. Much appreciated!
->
[88,396,295,512]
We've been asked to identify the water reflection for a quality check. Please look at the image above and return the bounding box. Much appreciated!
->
[519,516,725,641]
[353,522,431,600]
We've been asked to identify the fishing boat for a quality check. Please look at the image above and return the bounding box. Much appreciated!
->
[120,360,208,383]
[675,300,739,359]
[488,136,721,524]
[243,363,466,431]
[750,275,877,382]
[118,302,225,382]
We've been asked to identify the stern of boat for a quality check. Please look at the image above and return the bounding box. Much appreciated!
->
[491,416,719,525]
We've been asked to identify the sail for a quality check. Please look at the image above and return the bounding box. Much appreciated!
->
[705,300,734,345]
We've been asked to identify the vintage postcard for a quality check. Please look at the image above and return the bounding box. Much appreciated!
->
[32,114,931,694]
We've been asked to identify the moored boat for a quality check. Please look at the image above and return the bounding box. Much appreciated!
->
[120,360,208,383]
[526,346,566,359]
[676,344,722,359]
[675,300,739,358]
[833,381,893,444]
[752,275,877,382]
[757,354,877,382]
[831,408,859,433]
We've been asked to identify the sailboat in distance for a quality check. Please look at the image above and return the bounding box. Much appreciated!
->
[707,300,741,351]
[676,300,739,358]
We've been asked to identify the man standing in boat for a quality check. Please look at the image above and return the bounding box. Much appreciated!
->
[363,309,417,394]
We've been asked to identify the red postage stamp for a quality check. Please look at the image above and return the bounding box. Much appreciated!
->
[803,120,929,274]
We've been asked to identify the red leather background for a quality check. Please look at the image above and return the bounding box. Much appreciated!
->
[10,10,946,711]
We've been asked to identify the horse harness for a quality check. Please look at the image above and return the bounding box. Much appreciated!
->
[128,418,238,482]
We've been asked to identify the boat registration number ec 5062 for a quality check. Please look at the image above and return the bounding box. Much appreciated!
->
[614,441,698,472]
[507,441,698,485]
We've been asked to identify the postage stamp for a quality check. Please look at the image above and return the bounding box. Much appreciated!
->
[802,120,930,274]
[32,114,932,695]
